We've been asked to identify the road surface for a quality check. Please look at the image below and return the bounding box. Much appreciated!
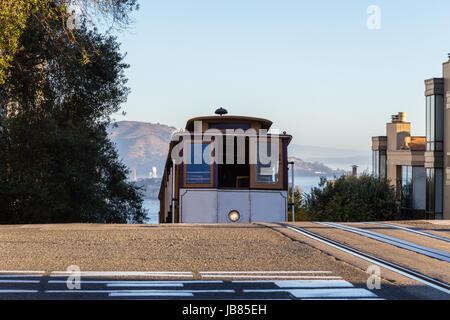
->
[0,222,448,300]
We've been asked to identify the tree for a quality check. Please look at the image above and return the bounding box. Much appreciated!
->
[301,174,397,222]
[0,5,147,223]
[0,0,139,84]
[288,187,308,221]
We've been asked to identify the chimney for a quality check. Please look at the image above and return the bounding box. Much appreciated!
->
[391,112,406,123]
[352,165,358,177]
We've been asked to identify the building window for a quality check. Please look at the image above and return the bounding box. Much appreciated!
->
[372,151,379,177]
[401,166,413,209]
[435,95,444,151]
[372,150,386,179]
[379,152,387,179]
[186,142,212,185]
[412,167,426,210]
[426,168,443,219]
[426,95,444,151]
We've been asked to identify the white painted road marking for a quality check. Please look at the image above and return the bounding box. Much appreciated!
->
[0,280,41,284]
[110,292,194,297]
[0,271,45,274]
[44,289,236,294]
[201,275,342,279]
[48,280,224,284]
[302,298,385,300]
[274,280,354,288]
[199,271,341,280]
[0,290,39,294]
[288,288,379,298]
[199,271,333,274]
[107,283,183,287]
[50,271,194,277]
[244,288,379,299]
[0,272,384,299]
[0,275,43,278]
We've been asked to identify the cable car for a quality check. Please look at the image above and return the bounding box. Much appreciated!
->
[158,109,292,223]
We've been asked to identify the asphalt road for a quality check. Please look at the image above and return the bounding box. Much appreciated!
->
[0,273,415,300]
[0,222,448,300]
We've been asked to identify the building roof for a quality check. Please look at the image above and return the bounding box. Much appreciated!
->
[185,115,273,132]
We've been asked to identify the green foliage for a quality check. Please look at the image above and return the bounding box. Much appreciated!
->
[288,187,308,221]
[301,174,398,222]
[0,0,139,84]
[0,12,147,223]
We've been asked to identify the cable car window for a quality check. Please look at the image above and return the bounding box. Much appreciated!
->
[256,141,279,184]
[209,123,251,130]
[186,142,211,185]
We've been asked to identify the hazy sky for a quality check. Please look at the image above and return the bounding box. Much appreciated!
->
[114,0,450,152]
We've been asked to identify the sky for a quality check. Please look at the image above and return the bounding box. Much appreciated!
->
[113,0,450,152]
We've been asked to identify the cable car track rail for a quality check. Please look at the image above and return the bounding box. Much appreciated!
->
[280,223,450,295]
[316,222,450,262]
[362,222,450,243]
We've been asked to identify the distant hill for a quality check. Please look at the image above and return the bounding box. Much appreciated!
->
[288,157,348,177]
[108,121,355,180]
[108,121,176,179]
[288,144,371,171]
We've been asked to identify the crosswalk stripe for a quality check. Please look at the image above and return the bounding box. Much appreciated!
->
[201,275,342,279]
[0,271,45,274]
[302,298,385,300]
[199,271,333,274]
[48,280,223,284]
[0,290,39,293]
[243,288,378,298]
[274,280,354,288]
[0,280,41,284]
[288,288,378,298]
[44,289,235,294]
[0,273,382,300]
[109,292,193,297]
[107,283,183,287]
[0,275,43,278]
[48,280,223,286]
[49,271,193,277]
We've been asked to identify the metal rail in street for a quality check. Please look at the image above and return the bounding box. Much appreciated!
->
[363,222,450,243]
[317,222,450,262]
[282,223,450,295]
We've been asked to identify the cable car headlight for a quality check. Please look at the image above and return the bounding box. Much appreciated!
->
[228,210,240,222]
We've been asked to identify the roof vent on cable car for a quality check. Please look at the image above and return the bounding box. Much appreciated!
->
[215,107,228,116]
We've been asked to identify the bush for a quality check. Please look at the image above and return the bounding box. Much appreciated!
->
[301,174,397,222]
[287,187,308,221]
